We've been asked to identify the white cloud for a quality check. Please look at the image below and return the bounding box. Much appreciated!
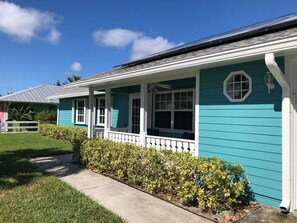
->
[92,27,179,61]
[70,62,83,72]
[131,36,176,60]
[0,1,61,43]
[47,28,61,44]
[93,28,142,47]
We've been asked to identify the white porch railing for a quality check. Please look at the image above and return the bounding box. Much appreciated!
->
[99,130,195,154]
[146,135,195,154]
[107,131,141,146]
[0,121,39,133]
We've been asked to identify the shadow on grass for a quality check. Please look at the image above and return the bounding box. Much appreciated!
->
[0,148,80,191]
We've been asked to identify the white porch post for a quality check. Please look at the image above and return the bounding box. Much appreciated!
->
[195,70,200,157]
[104,87,111,139]
[87,87,95,139]
[140,83,148,146]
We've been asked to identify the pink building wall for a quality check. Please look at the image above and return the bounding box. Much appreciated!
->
[0,104,8,123]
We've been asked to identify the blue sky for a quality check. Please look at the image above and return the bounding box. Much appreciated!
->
[0,0,297,95]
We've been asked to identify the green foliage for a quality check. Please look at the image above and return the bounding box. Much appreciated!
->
[81,139,252,213]
[38,124,87,162]
[0,134,124,223]
[8,104,34,121]
[35,111,57,124]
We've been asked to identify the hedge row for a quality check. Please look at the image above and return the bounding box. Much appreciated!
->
[81,139,252,212]
[38,124,87,161]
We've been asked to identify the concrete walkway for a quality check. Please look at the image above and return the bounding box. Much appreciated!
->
[30,154,213,223]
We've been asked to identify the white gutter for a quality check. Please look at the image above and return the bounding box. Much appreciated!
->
[265,53,291,212]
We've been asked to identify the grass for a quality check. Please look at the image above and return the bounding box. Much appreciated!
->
[0,133,124,223]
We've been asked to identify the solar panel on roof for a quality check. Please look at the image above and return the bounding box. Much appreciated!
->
[116,12,297,68]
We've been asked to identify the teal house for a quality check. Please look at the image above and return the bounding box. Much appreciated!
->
[51,14,297,212]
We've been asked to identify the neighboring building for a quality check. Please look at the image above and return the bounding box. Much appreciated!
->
[0,85,64,122]
[53,13,297,211]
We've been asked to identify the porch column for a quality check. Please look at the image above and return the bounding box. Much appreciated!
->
[140,83,148,146]
[104,87,111,139]
[195,70,200,156]
[87,87,95,139]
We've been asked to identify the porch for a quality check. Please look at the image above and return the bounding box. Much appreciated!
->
[88,74,199,155]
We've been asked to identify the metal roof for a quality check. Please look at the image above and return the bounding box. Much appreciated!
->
[0,85,64,104]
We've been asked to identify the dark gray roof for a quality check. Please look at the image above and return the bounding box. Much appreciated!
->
[0,85,64,104]
[79,26,297,83]
[65,13,297,88]
[117,12,297,68]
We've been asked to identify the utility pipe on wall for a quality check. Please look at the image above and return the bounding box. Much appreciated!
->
[265,53,291,212]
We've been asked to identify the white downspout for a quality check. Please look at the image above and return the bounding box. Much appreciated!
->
[265,53,291,212]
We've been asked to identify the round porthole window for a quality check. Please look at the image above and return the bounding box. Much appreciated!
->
[223,70,252,102]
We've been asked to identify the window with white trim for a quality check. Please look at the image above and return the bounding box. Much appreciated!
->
[223,71,252,102]
[97,98,105,126]
[154,90,194,131]
[75,99,86,124]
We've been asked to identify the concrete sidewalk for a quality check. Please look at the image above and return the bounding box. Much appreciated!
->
[30,154,213,223]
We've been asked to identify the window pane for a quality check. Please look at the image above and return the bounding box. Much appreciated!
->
[242,75,248,82]
[155,111,171,128]
[174,111,192,130]
[181,101,187,109]
[156,94,160,101]
[235,74,241,82]
[242,82,249,90]
[234,91,241,99]
[181,92,187,100]
[187,101,193,109]
[234,83,241,91]
[226,83,233,91]
[174,102,180,109]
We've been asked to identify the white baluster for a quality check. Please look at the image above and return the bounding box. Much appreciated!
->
[176,141,183,153]
[171,140,177,152]
[165,139,171,150]
[183,142,189,153]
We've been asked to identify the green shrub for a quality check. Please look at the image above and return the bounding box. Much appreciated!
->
[38,124,87,162]
[35,111,57,124]
[81,139,252,213]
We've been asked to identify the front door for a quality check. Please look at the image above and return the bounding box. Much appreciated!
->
[130,95,140,134]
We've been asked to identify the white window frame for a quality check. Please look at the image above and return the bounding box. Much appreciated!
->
[153,89,194,132]
[75,99,86,124]
[223,70,252,102]
[96,97,105,126]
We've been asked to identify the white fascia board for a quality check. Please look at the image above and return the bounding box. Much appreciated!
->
[47,91,104,100]
[67,36,297,88]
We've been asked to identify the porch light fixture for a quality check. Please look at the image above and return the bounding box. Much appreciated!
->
[264,71,275,94]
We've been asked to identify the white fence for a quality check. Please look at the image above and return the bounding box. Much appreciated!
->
[146,135,195,154]
[107,131,141,146]
[98,130,195,154]
[0,121,39,133]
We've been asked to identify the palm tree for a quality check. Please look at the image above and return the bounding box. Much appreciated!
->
[67,74,81,83]
[56,75,81,86]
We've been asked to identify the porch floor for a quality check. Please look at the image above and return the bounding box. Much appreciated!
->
[30,154,212,223]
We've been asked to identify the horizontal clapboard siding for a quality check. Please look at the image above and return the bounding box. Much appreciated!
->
[59,97,88,128]
[199,59,283,207]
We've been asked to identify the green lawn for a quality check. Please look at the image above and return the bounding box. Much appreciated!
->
[0,133,124,223]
